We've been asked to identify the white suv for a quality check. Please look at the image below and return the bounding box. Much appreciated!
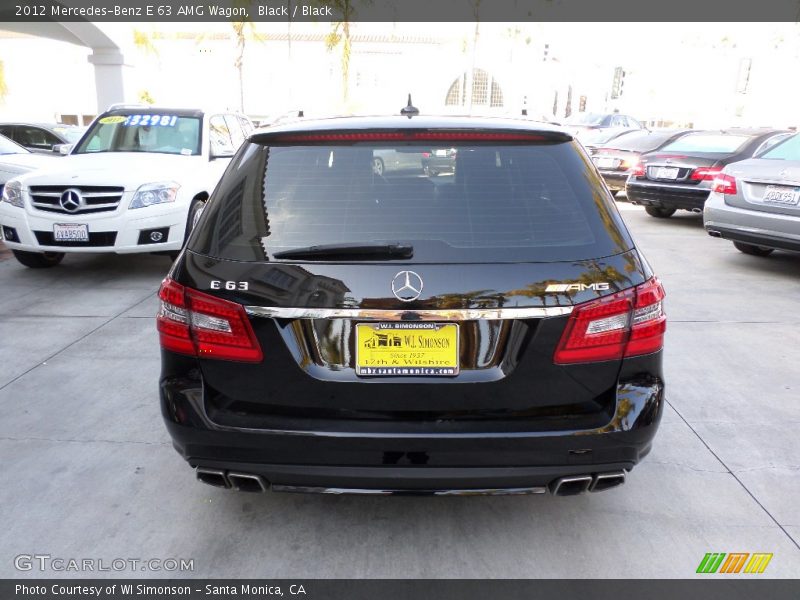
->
[0,106,252,268]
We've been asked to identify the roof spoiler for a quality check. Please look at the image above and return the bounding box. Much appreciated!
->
[251,128,573,145]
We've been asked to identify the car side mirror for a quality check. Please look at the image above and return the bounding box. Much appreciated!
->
[53,144,73,155]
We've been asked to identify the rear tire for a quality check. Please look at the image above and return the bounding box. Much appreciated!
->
[645,206,676,218]
[12,250,65,269]
[733,241,774,257]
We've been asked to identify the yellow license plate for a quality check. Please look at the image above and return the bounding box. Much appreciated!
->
[355,323,459,376]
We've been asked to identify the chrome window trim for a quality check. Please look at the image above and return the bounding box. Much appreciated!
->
[244,306,573,320]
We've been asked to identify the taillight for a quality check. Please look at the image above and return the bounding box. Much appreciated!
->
[554,278,666,365]
[157,278,263,363]
[712,173,737,195]
[621,158,639,172]
[690,166,722,181]
[632,162,645,177]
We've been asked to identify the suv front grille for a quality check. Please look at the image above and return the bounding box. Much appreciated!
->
[29,185,125,215]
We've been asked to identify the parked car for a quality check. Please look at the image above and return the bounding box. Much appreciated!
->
[592,129,694,191]
[372,148,424,176]
[0,134,58,198]
[158,114,666,497]
[626,129,792,218]
[563,112,644,147]
[704,133,800,256]
[420,147,457,175]
[0,122,86,154]
[580,128,639,156]
[0,106,253,268]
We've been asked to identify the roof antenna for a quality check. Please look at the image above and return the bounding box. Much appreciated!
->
[400,94,419,118]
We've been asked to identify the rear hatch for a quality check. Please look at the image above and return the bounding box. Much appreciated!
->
[179,126,651,431]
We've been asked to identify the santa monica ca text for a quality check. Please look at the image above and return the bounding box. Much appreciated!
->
[15,583,307,596]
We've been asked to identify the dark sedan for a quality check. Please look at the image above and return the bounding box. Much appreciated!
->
[626,129,792,218]
[0,122,86,154]
[592,129,694,192]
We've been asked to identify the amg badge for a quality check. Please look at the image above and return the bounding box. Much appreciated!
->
[545,282,611,293]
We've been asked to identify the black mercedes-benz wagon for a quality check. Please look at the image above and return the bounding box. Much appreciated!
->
[158,113,666,496]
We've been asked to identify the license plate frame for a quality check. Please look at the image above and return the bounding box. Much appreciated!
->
[355,322,459,377]
[654,166,680,180]
[53,223,89,242]
[763,184,800,206]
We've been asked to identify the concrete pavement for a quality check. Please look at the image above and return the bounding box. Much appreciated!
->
[0,205,798,578]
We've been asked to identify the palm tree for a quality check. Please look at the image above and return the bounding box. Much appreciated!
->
[319,0,359,104]
[0,61,8,103]
[231,0,260,113]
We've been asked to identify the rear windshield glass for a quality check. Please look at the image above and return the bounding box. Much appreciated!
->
[605,130,683,152]
[759,133,800,160]
[189,140,633,263]
[660,133,750,154]
[581,129,633,146]
[565,113,606,126]
[0,134,26,155]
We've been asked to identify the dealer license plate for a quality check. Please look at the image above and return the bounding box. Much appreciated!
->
[355,322,459,376]
[53,223,89,242]
[763,185,800,206]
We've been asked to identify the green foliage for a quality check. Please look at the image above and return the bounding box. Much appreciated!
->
[132,29,158,57]
[138,89,155,104]
[0,61,8,102]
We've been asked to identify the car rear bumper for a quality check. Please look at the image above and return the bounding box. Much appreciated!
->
[0,202,186,253]
[704,193,800,251]
[161,366,664,492]
[626,181,710,211]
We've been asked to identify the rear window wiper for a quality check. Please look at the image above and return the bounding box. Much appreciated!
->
[271,243,413,260]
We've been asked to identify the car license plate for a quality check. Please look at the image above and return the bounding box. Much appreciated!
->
[53,223,89,242]
[596,157,618,169]
[655,167,680,180]
[434,149,448,157]
[355,322,459,376]
[763,185,800,206]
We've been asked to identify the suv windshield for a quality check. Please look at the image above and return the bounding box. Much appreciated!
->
[74,113,201,156]
[190,139,632,263]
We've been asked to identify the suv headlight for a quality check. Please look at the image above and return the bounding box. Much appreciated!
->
[129,181,180,209]
[1,180,24,208]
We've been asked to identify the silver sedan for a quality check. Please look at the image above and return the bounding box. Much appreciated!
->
[704,133,800,256]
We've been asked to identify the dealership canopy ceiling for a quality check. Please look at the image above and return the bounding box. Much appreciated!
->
[0,21,125,110]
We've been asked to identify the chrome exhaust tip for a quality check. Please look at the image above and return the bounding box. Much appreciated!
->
[196,467,230,489]
[691,208,703,214]
[589,471,626,493]
[550,475,593,496]
[227,472,268,493]
[707,230,722,238]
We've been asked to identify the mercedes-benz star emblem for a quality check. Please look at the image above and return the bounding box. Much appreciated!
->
[59,188,83,213]
[391,270,423,302]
